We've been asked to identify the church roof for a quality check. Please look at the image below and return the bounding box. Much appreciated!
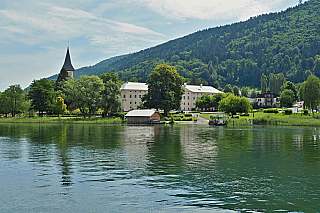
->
[62,47,75,71]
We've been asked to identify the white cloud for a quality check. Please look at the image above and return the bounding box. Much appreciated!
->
[0,2,164,45]
[130,0,287,21]
[0,26,26,34]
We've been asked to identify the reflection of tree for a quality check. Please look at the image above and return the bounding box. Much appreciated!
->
[147,125,184,176]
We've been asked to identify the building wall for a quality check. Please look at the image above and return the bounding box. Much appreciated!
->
[181,89,215,111]
[67,71,74,78]
[127,116,149,124]
[120,90,148,111]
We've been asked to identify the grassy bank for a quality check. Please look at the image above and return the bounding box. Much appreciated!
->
[200,112,320,126]
[0,116,123,124]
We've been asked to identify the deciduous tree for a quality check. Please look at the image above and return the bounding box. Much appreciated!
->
[219,94,251,117]
[141,64,184,116]
[300,75,320,114]
[3,84,25,117]
[63,75,104,118]
[28,79,55,116]
[280,89,295,108]
[100,73,122,117]
[53,96,67,116]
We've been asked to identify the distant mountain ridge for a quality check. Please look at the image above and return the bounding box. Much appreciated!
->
[52,0,320,88]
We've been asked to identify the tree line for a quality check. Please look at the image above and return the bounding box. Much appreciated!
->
[0,68,122,118]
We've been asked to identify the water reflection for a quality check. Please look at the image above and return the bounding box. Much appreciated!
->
[0,124,320,212]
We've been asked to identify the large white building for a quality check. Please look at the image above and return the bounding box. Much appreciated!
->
[181,83,223,111]
[120,82,148,111]
[120,82,223,111]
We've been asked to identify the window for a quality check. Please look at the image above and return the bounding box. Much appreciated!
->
[193,97,195,100]
[184,103,185,105]
[187,96,190,99]
[123,95,126,98]
[134,95,137,98]
[188,103,189,105]
[139,95,141,98]
[129,95,132,98]
[135,102,137,105]
[130,101,132,104]
[183,96,185,99]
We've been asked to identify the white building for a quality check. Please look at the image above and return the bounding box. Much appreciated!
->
[120,82,148,111]
[181,83,223,111]
[120,82,223,112]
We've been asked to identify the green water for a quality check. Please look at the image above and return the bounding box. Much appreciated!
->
[0,123,319,212]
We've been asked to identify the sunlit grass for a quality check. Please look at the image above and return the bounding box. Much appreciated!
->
[199,112,320,126]
[0,116,123,124]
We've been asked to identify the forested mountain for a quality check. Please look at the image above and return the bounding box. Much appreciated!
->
[73,0,320,88]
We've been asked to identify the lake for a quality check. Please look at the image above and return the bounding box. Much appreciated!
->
[0,123,319,212]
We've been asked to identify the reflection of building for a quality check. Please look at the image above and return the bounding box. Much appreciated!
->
[120,82,223,111]
[181,83,223,111]
[61,47,75,78]
[256,91,279,107]
[120,82,148,111]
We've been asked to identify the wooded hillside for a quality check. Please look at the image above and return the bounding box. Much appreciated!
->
[73,0,320,88]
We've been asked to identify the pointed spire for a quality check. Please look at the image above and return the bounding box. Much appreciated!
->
[62,46,75,71]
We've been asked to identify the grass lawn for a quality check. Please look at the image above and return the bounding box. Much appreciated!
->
[0,116,123,124]
[200,112,320,126]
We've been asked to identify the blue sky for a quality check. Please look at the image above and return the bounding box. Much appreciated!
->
[0,0,306,91]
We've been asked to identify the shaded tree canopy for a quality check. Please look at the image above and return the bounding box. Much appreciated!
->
[28,79,55,116]
[141,64,184,116]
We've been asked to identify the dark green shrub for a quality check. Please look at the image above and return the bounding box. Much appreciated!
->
[263,109,279,113]
[240,113,250,116]
[184,113,192,117]
[303,109,309,115]
[284,109,293,115]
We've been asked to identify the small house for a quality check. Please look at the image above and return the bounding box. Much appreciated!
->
[256,91,279,107]
[125,110,161,124]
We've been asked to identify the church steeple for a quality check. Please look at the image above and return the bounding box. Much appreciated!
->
[62,46,75,78]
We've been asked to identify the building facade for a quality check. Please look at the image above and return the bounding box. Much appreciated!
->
[120,82,148,111]
[120,82,223,112]
[181,83,223,111]
[256,91,279,107]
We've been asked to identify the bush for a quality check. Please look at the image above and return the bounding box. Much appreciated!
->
[233,115,240,119]
[284,109,293,115]
[184,113,192,117]
[303,109,309,115]
[263,109,279,113]
[182,117,193,121]
[240,113,250,116]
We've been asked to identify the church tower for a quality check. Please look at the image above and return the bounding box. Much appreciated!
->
[61,46,75,78]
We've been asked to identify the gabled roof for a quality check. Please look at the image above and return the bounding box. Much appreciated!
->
[125,110,158,117]
[62,47,75,71]
[183,84,223,94]
[120,82,148,91]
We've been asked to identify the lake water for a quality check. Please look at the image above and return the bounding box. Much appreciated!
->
[0,123,319,212]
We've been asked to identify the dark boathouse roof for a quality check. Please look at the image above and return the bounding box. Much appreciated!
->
[62,47,75,71]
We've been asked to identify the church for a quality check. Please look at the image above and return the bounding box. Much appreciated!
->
[61,46,75,78]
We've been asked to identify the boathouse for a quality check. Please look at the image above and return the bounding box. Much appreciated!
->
[125,110,161,124]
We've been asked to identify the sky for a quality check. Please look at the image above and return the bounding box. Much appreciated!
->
[0,0,307,91]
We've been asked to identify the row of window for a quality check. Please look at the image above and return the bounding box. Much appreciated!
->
[129,101,141,105]
[182,102,196,106]
[183,96,200,100]
[121,94,142,99]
